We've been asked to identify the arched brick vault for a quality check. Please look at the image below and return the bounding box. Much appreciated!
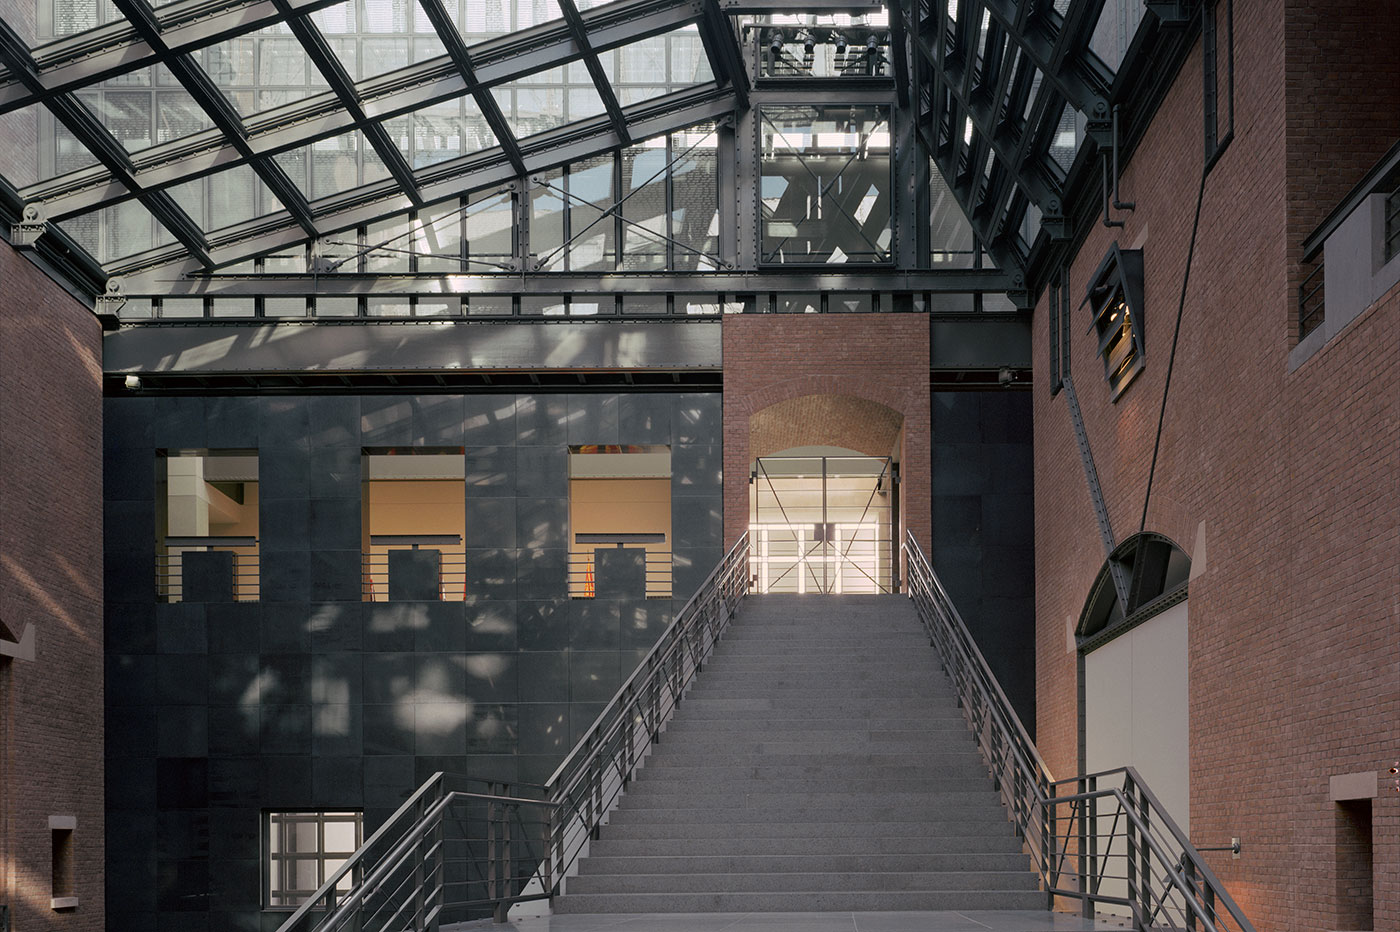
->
[750,394,905,460]
[721,314,932,567]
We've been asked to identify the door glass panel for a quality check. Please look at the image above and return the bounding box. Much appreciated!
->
[750,455,893,594]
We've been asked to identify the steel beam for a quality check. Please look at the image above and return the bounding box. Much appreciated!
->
[416,0,527,177]
[116,267,1017,298]
[696,0,749,112]
[558,0,632,146]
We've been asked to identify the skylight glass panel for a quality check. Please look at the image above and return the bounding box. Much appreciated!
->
[613,27,714,107]
[395,98,497,168]
[516,0,563,29]
[58,198,165,264]
[167,165,288,233]
[274,130,389,201]
[493,86,570,139]
[198,39,256,114]
[0,104,90,189]
[459,1,512,40]
[1089,0,1146,73]
[313,0,357,33]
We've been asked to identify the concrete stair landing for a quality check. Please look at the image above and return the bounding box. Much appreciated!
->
[554,594,1044,914]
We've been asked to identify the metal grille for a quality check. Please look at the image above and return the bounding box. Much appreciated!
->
[1298,260,1325,339]
[1385,185,1400,264]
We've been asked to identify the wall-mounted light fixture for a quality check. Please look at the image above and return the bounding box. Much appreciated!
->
[1082,243,1146,400]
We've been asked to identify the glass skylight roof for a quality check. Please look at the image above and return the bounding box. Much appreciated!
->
[0,0,735,278]
[0,0,1159,290]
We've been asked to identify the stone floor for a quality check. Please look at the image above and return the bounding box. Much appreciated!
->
[446,911,1129,932]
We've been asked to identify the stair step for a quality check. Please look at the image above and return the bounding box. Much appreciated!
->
[554,891,1048,913]
[588,831,1025,852]
[567,870,1041,895]
[558,594,1038,916]
[576,853,1032,874]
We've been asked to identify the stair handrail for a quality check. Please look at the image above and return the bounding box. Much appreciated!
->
[276,532,751,932]
[903,531,1255,932]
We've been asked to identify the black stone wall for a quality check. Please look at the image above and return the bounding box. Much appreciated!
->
[103,391,722,931]
[930,390,1036,734]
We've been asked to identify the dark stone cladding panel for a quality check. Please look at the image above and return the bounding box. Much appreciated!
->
[102,390,723,926]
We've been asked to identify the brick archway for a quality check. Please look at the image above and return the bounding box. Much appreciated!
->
[722,314,931,566]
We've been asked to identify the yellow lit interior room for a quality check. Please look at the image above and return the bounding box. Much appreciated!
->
[568,446,672,599]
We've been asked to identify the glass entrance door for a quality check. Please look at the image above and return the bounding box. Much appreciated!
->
[749,455,896,594]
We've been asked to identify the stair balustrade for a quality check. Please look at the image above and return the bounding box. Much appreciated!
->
[903,531,1256,932]
[274,532,750,932]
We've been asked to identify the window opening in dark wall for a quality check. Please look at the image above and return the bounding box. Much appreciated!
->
[361,449,466,601]
[568,445,673,599]
[156,450,260,602]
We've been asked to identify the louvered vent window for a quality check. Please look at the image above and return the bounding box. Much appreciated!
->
[1083,244,1145,400]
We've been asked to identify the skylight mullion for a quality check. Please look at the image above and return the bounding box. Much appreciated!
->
[416,0,526,176]
[557,0,631,145]
[274,0,423,205]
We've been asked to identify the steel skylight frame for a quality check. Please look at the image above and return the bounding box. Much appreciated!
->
[0,0,746,282]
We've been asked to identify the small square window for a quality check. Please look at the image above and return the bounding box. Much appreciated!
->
[265,811,363,908]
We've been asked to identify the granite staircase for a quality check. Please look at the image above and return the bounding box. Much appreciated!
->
[554,593,1044,913]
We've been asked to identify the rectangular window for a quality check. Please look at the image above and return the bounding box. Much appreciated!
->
[362,449,465,601]
[568,445,672,600]
[50,816,77,910]
[1203,0,1234,170]
[156,450,259,602]
[265,811,363,909]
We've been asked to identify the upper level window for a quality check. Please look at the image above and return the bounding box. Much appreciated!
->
[362,449,465,602]
[156,451,259,602]
[759,105,892,265]
[265,811,362,909]
[1083,244,1145,400]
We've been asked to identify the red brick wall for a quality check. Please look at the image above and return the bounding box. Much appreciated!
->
[722,314,931,565]
[0,242,105,931]
[1032,1,1400,929]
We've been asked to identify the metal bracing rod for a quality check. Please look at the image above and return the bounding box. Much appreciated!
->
[532,178,727,270]
[320,240,516,272]
[558,0,632,146]
[103,0,320,238]
[110,84,737,283]
[528,126,721,265]
[0,0,344,113]
[269,0,423,207]
[756,109,889,260]
[21,0,709,221]
[415,0,527,178]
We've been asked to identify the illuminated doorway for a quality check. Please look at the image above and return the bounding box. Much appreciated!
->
[749,454,896,594]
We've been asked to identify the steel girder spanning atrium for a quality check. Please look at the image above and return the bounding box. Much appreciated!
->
[0,0,1185,306]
